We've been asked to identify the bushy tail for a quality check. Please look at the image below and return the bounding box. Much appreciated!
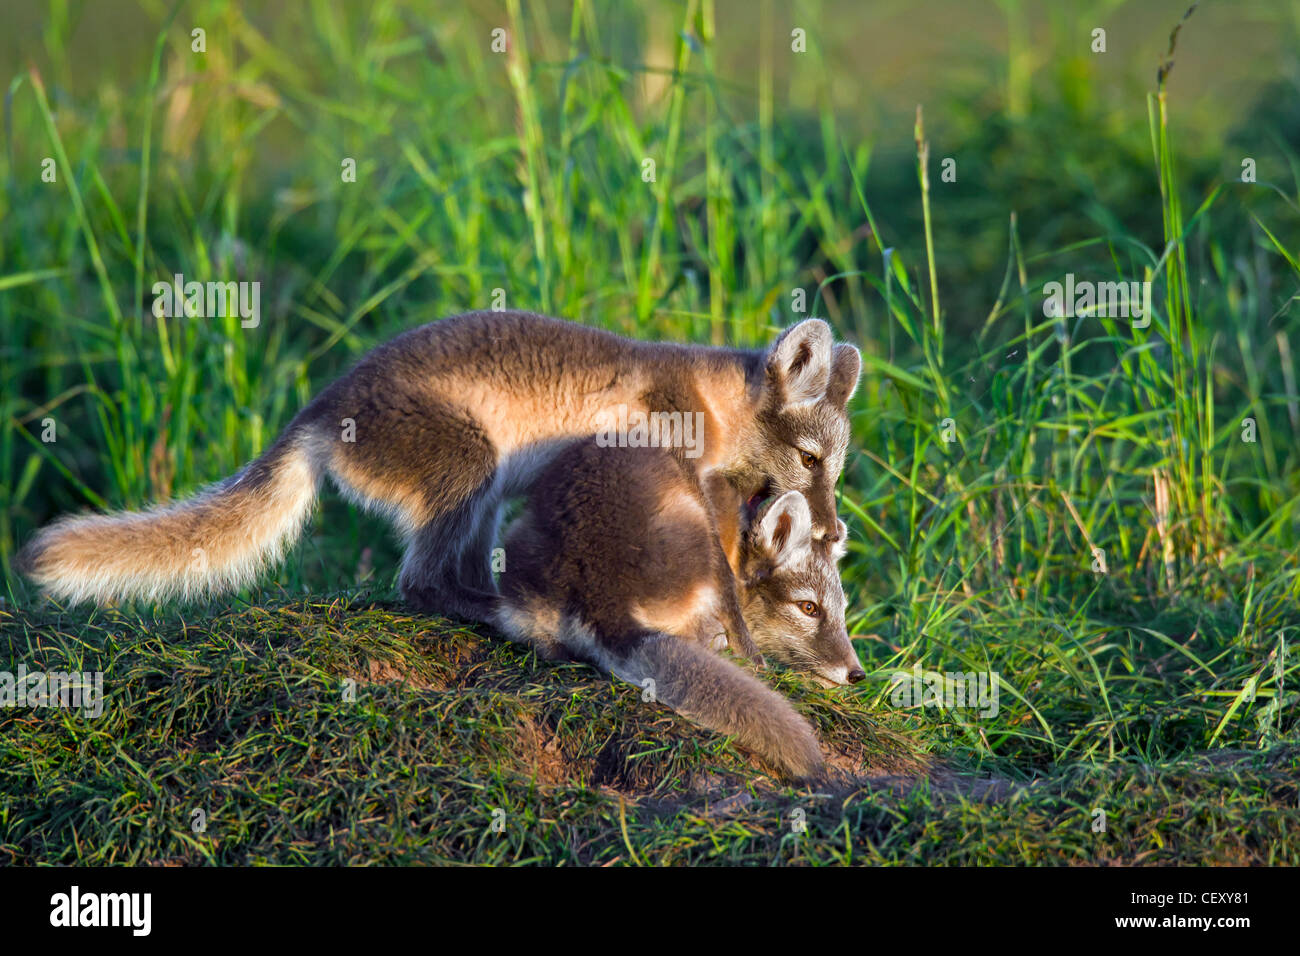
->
[614,633,825,780]
[14,433,320,605]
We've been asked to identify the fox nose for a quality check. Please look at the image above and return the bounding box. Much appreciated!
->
[846,666,865,684]
[816,517,849,544]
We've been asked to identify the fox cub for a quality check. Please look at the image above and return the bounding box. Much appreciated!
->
[16,311,861,631]
[495,441,862,780]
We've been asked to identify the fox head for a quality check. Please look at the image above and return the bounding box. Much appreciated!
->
[735,319,862,543]
[737,490,864,687]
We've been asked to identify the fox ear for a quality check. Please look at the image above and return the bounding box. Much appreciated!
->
[826,344,862,408]
[765,319,833,407]
[754,491,813,568]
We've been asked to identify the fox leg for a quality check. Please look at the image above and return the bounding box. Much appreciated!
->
[400,473,504,623]
[694,470,761,662]
[708,532,763,663]
[320,388,504,623]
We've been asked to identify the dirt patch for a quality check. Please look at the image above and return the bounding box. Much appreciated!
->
[513,714,574,787]
[346,656,446,691]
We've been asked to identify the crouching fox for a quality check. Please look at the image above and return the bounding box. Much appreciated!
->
[495,441,863,780]
[15,311,861,630]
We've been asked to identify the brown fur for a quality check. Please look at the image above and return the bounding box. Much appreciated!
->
[496,441,861,780]
[16,311,861,618]
[498,443,749,654]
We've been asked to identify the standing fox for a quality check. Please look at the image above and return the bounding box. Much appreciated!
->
[496,440,864,779]
[15,311,861,632]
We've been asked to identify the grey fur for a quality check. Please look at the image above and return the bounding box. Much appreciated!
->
[617,633,824,779]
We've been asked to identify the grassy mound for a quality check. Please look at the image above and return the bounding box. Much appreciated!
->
[2,597,1294,865]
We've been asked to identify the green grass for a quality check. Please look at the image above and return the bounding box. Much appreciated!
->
[4,597,1295,865]
[2,1,1300,864]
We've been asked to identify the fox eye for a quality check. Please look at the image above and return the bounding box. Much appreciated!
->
[796,600,820,617]
[798,450,818,469]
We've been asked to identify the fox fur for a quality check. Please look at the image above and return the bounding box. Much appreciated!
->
[15,311,861,624]
[496,441,862,780]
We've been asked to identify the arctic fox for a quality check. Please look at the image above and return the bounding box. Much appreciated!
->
[16,311,861,630]
[495,441,863,780]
